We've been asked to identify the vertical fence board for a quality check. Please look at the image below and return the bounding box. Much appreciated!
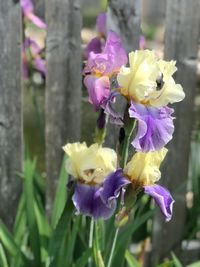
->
[0,2,22,228]
[105,0,141,149]
[45,0,82,214]
[151,0,200,263]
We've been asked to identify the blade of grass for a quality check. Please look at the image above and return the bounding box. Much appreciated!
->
[51,156,69,229]
[0,243,9,267]
[24,158,41,266]
[171,252,183,267]
[74,248,92,267]
[47,189,74,267]
[125,250,141,267]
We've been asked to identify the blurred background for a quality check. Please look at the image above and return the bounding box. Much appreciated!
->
[0,0,200,266]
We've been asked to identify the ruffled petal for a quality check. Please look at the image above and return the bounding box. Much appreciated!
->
[72,183,116,219]
[144,184,175,221]
[84,31,127,76]
[101,169,130,206]
[84,75,110,110]
[129,101,174,152]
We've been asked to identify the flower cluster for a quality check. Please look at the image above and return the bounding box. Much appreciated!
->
[21,0,46,80]
[63,23,185,223]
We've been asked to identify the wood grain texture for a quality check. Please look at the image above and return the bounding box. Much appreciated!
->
[105,0,141,149]
[151,0,200,263]
[45,0,82,214]
[0,1,22,228]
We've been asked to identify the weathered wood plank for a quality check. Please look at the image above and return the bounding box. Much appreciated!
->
[0,1,22,228]
[105,0,141,149]
[151,0,200,263]
[45,0,82,214]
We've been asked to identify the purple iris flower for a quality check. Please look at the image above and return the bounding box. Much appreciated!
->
[144,184,175,221]
[72,170,127,220]
[20,0,46,29]
[101,172,174,221]
[129,101,174,152]
[84,31,127,76]
[84,31,127,112]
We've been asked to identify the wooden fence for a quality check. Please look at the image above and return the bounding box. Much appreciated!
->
[0,0,199,265]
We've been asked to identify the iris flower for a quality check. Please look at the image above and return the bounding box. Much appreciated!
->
[117,50,185,107]
[102,148,175,221]
[84,31,127,111]
[63,142,129,219]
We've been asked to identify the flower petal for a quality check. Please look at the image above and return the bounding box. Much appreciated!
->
[84,31,127,76]
[101,91,124,126]
[96,12,106,36]
[73,183,116,219]
[101,169,130,206]
[84,75,110,110]
[129,101,174,152]
[85,37,104,59]
[144,184,175,221]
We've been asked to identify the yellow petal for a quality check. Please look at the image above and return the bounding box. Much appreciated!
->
[124,148,168,186]
[63,142,117,184]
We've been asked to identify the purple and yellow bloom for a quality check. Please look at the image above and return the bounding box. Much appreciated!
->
[63,142,125,219]
[129,101,174,152]
[84,31,127,111]
[101,148,175,221]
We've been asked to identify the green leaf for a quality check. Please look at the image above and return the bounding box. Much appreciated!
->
[158,260,174,267]
[125,250,141,267]
[24,158,42,266]
[13,194,27,245]
[47,189,74,267]
[0,243,9,267]
[187,261,200,267]
[74,248,92,267]
[0,220,20,257]
[51,156,69,229]
[171,252,183,267]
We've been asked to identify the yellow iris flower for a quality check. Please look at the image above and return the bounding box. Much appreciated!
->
[123,148,168,186]
[117,50,185,107]
[63,142,117,184]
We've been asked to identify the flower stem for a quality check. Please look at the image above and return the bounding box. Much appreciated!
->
[107,228,119,267]
[88,218,94,267]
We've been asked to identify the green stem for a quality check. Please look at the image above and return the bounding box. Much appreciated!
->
[107,228,119,267]
[88,218,94,267]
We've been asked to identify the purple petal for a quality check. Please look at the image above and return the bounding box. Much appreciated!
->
[34,58,47,75]
[101,169,130,206]
[84,31,127,76]
[85,37,104,59]
[20,0,34,15]
[139,35,145,50]
[73,182,116,219]
[101,91,124,126]
[129,101,174,152]
[96,12,106,36]
[144,184,175,221]
[26,13,47,29]
[84,75,110,110]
